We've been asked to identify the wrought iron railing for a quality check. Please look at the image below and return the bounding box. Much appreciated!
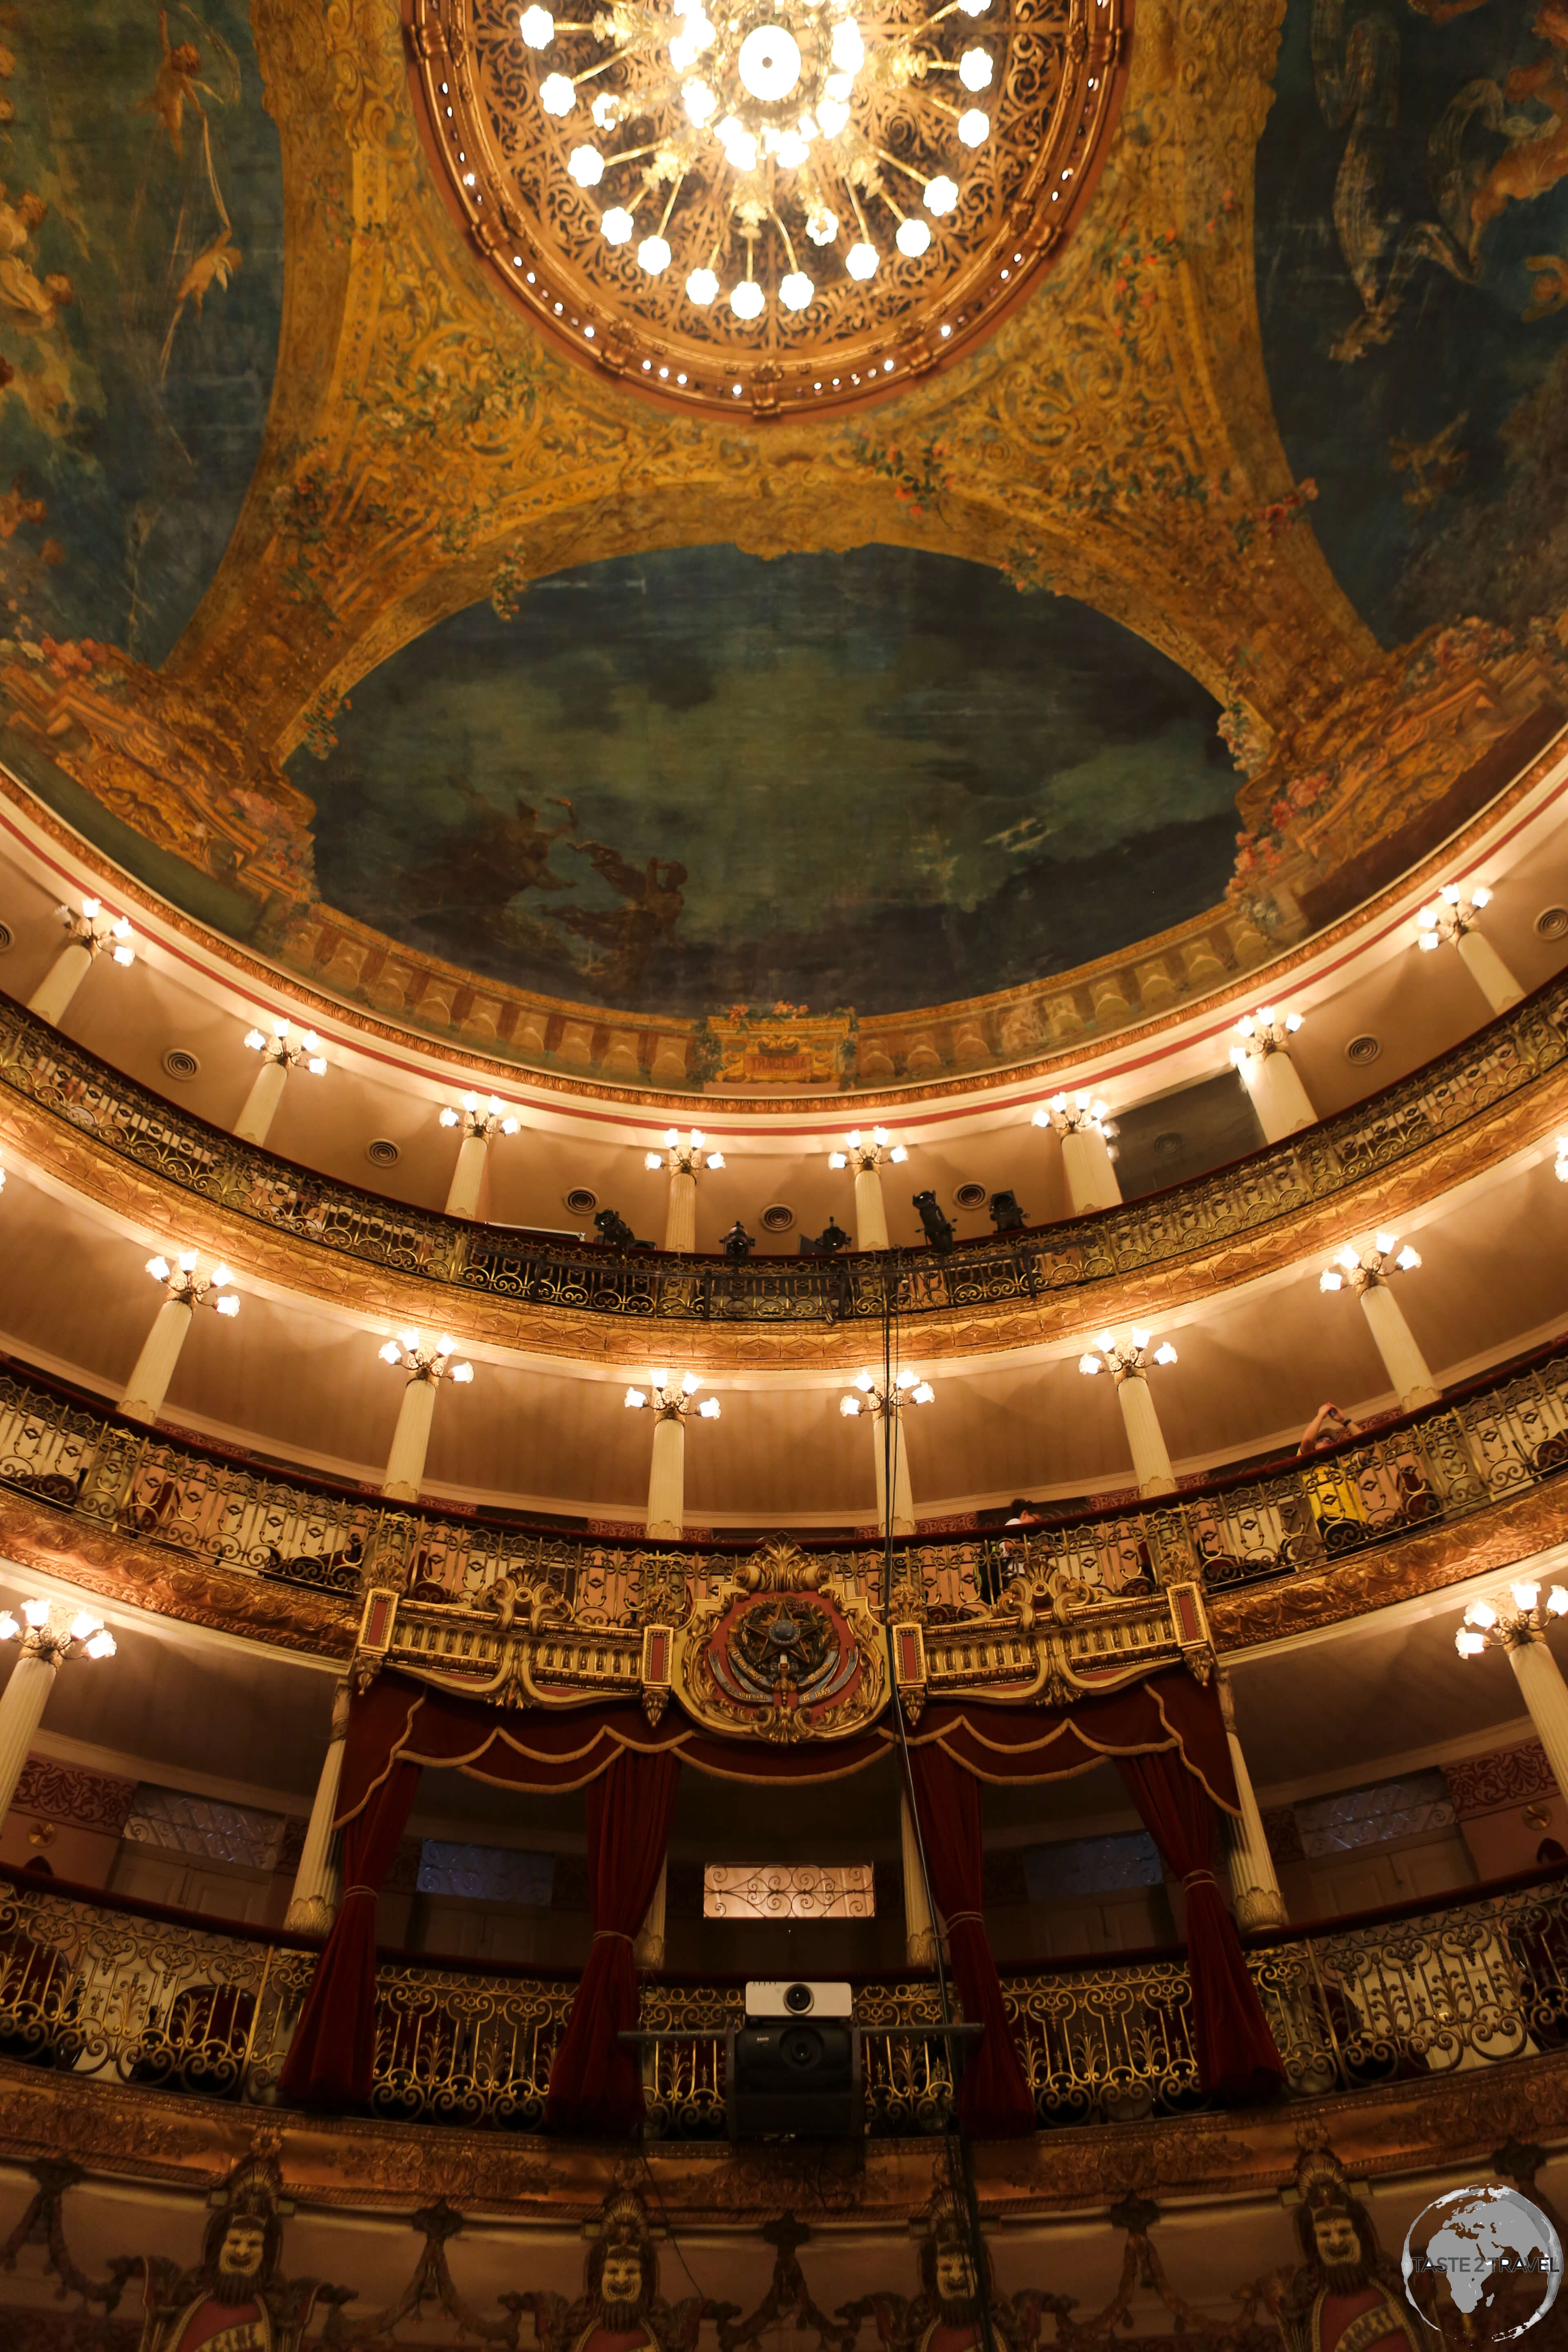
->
[0,1868,1561,2131]
[2,974,1566,1324]
[2,1334,1567,1617]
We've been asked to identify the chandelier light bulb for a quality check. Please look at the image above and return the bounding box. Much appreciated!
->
[840,1393,860,1417]
[379,1339,403,1364]
[958,107,989,145]
[871,1127,889,1145]
[1441,884,1461,906]
[520,4,555,41]
[539,70,575,112]
[178,1250,198,1272]
[591,90,619,127]
[830,17,865,70]
[1130,1327,1152,1350]
[911,1380,935,1404]
[686,266,719,304]
[706,1149,725,1168]
[959,0,989,13]
[449,1361,475,1383]
[440,1107,460,1127]
[1394,1245,1421,1271]
[1153,1342,1178,1366]
[806,205,839,245]
[719,117,759,169]
[215,1293,240,1317]
[731,278,766,318]
[846,1131,863,1149]
[738,23,803,98]
[684,78,719,125]
[602,205,635,244]
[146,1255,171,1283]
[1374,1231,1398,1257]
[0,1614,16,1643]
[112,942,135,965]
[1319,1269,1343,1293]
[1470,885,1492,908]
[70,1610,100,1642]
[1465,1599,1498,1629]
[398,1328,421,1353]
[896,218,931,257]
[682,1371,702,1394]
[924,174,959,214]
[698,1396,722,1418]
[652,1368,670,1391]
[1335,1245,1361,1271]
[780,270,814,309]
[22,1598,50,1630]
[846,240,879,279]
[855,1370,875,1391]
[80,898,101,920]
[1454,1626,1486,1657]
[958,45,993,87]
[1096,1329,1117,1352]
[829,1150,848,1168]
[1512,1580,1541,1613]
[244,1027,266,1051]
[895,1368,917,1389]
[625,1386,648,1409]
[569,143,605,184]
[638,234,673,274]
[689,1129,706,1149]
[775,128,810,167]
[86,1630,116,1659]
[889,1144,908,1163]
[1549,1585,1568,1615]
[816,95,850,134]
[1078,1352,1102,1375]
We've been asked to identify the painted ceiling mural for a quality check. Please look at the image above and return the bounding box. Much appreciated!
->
[298,547,1234,1017]
[1256,0,1568,648]
[0,0,285,667]
[0,0,1565,1072]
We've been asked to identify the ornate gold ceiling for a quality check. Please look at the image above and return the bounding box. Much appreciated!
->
[4,0,1565,1086]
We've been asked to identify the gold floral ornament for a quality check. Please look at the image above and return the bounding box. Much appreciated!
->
[409,0,1129,415]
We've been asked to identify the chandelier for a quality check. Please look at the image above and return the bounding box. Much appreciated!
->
[411,0,1127,414]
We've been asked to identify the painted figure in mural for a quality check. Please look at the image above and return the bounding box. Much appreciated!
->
[139,9,220,161]
[1270,2150,1422,2352]
[549,842,688,998]
[136,2155,330,2352]
[844,2192,1021,2352]
[520,2181,706,2352]
[418,784,579,915]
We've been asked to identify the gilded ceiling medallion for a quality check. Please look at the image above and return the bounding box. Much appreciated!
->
[408,0,1130,416]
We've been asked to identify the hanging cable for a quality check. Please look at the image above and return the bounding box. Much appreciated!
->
[876,1254,1001,2352]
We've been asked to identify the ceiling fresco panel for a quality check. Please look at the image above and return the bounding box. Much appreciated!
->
[292,543,1235,1018]
[1256,0,1568,647]
[0,0,285,666]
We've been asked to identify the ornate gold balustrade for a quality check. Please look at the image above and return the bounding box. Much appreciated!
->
[4,1334,1568,1636]
[0,1867,1561,2133]
[2,974,1567,1330]
[2,1339,1568,1635]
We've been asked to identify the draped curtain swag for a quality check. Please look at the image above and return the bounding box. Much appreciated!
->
[1117,1745,1285,2101]
[544,1748,682,2136]
[907,1743,1037,2137]
[278,1664,1272,2126]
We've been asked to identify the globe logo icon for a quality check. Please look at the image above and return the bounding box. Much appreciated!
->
[1403,2185,1561,2339]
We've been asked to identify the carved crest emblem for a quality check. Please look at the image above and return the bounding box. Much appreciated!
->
[672,1540,885,1742]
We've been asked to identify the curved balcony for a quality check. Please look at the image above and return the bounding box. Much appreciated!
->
[2,1336,1566,1651]
[1,1864,1563,2134]
[1,979,1566,1358]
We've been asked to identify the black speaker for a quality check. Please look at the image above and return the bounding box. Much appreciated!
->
[728,1991,860,2139]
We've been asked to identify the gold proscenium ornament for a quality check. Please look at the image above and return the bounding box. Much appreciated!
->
[408,0,1131,416]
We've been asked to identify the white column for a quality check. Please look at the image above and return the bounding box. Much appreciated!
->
[664,1167,697,1254]
[647,1412,686,1540]
[119,1296,194,1426]
[445,1129,491,1221]
[1061,1126,1121,1215]
[1457,927,1525,1016]
[383,1374,438,1502]
[1115,1373,1174,1498]
[1359,1281,1439,1412]
[1245,1050,1317,1143]
[285,1681,350,1933]
[853,1164,889,1252]
[27,940,94,1028]
[872,1410,916,1537]
[901,1795,937,1967]
[1216,1672,1286,1931]
[1508,1639,1568,1801]
[634,1859,668,1968]
[0,1651,59,1823]
[234,1056,290,1148]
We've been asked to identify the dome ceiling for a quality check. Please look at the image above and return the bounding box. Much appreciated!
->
[0,0,1566,1063]
[300,544,1232,1016]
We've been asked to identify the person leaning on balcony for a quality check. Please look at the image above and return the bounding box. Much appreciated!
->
[1296,1404,1369,1556]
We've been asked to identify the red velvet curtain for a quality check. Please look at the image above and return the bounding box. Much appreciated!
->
[907,1744,1036,2138]
[1117,1747,1283,2103]
[545,1747,682,2137]
[277,1758,421,2111]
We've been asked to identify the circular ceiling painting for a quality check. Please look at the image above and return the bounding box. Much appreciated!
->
[409,0,1129,415]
